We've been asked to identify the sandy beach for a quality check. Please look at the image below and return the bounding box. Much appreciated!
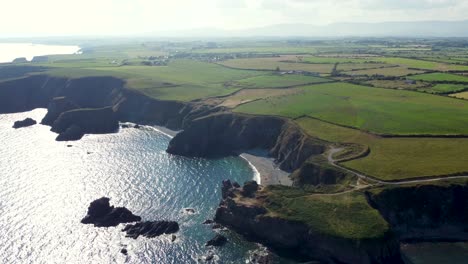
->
[143,124,292,186]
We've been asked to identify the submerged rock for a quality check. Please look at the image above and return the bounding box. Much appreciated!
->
[81,197,141,227]
[203,219,214,225]
[123,221,179,239]
[212,224,222,230]
[13,118,36,129]
[184,208,196,214]
[206,234,227,247]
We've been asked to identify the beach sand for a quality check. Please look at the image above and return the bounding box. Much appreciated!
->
[142,123,292,186]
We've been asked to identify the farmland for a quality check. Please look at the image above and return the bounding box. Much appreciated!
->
[2,38,468,182]
[234,82,468,135]
[409,73,468,83]
[342,66,424,77]
[232,74,331,88]
[296,117,468,180]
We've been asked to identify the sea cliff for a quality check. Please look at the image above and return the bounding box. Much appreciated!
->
[215,180,403,264]
[0,75,329,173]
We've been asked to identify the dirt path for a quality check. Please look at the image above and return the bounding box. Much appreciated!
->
[328,146,468,186]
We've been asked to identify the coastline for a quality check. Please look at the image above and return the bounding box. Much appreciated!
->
[148,124,291,186]
[240,152,292,186]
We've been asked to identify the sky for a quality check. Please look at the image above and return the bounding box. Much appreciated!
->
[1,0,467,37]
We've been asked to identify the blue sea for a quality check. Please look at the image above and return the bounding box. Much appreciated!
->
[0,109,266,263]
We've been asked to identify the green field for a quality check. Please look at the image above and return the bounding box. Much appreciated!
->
[233,74,331,88]
[219,57,335,74]
[234,82,468,135]
[409,73,468,83]
[420,84,468,94]
[296,117,468,180]
[375,57,468,71]
[303,56,379,64]
[262,186,389,239]
[342,66,424,76]
[39,59,265,101]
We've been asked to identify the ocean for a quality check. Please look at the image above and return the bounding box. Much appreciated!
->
[0,109,264,263]
[0,43,80,63]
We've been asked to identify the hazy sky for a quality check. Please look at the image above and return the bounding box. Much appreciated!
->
[2,0,467,36]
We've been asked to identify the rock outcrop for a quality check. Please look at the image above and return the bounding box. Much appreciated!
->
[13,118,37,128]
[214,182,403,264]
[123,221,179,239]
[12,57,28,63]
[41,97,79,126]
[52,107,119,141]
[81,197,141,227]
[206,234,227,247]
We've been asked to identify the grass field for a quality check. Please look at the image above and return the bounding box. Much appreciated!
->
[302,56,380,64]
[296,117,468,180]
[218,88,302,108]
[262,186,389,239]
[409,73,468,83]
[219,57,335,74]
[364,80,430,90]
[343,66,425,76]
[337,63,392,71]
[233,74,331,88]
[375,57,468,71]
[41,59,265,101]
[193,46,318,54]
[420,84,468,94]
[234,82,468,135]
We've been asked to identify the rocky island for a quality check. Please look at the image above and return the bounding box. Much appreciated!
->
[13,117,37,129]
[81,197,141,227]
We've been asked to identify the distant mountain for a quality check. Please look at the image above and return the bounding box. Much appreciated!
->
[152,20,468,38]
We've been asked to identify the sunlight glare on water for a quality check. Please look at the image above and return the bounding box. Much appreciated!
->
[0,109,258,263]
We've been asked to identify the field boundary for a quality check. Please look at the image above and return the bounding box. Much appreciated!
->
[299,115,468,139]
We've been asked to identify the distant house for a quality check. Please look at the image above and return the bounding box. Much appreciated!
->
[405,80,416,85]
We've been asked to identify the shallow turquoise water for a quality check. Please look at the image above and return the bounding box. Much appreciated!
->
[0,109,261,263]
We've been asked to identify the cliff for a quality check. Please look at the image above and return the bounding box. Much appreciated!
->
[366,183,468,242]
[0,75,328,173]
[51,107,119,141]
[215,181,403,264]
[167,113,326,172]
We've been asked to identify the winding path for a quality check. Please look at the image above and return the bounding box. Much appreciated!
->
[327,147,468,186]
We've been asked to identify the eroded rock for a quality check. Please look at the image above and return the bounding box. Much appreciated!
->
[13,118,36,129]
[81,197,141,227]
[123,221,179,239]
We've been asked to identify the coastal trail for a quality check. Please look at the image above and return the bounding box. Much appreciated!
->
[327,146,468,186]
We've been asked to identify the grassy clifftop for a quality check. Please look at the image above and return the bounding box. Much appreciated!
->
[261,186,390,240]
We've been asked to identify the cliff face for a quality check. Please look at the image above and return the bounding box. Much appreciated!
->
[366,184,468,241]
[0,74,327,172]
[215,181,403,264]
[167,113,326,172]
[51,107,119,141]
